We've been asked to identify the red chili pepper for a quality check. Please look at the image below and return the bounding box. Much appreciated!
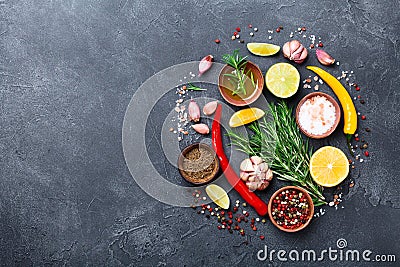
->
[212,104,268,216]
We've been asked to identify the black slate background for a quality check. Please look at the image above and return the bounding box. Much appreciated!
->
[1,0,399,266]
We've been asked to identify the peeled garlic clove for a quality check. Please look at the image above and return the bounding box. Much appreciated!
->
[316,49,335,65]
[240,158,255,172]
[188,99,200,122]
[248,175,255,182]
[191,123,209,134]
[203,100,218,116]
[198,55,213,76]
[289,40,301,52]
[250,155,263,165]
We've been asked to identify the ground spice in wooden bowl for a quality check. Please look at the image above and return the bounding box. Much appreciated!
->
[178,143,219,185]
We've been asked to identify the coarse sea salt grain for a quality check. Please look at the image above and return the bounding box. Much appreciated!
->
[298,95,336,136]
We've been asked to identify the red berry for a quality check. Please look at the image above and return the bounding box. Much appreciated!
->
[217,225,222,230]
[361,115,366,120]
[236,27,241,32]
[364,151,369,157]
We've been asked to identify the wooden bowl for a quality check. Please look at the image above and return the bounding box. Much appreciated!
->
[268,186,314,233]
[295,92,341,139]
[218,61,264,106]
[177,143,219,185]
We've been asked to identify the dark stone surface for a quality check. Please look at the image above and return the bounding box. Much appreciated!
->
[1,0,399,266]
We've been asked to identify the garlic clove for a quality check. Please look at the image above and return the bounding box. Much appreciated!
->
[282,42,291,59]
[250,155,263,165]
[240,171,250,181]
[289,40,301,52]
[256,162,268,173]
[248,176,255,182]
[246,181,257,191]
[198,55,213,76]
[258,181,269,190]
[188,99,200,122]
[191,123,209,134]
[203,100,218,116]
[316,49,335,65]
[240,158,255,172]
[265,168,273,181]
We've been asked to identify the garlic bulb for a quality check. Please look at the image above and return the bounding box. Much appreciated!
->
[316,49,335,65]
[239,156,273,191]
[188,100,200,122]
[282,40,308,64]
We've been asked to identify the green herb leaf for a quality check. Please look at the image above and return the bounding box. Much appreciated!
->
[186,82,207,91]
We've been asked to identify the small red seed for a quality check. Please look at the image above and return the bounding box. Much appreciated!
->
[364,151,369,157]
[361,115,366,120]
[214,39,220,44]
[233,31,238,36]
[276,28,280,32]
[356,86,360,91]
[318,42,323,47]
[355,137,360,141]
[236,27,241,32]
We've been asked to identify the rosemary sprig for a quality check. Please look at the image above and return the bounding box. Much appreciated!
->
[222,50,249,96]
[227,101,327,206]
[186,82,207,91]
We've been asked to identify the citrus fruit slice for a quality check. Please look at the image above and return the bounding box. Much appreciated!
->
[229,107,265,128]
[265,63,300,98]
[247,43,280,56]
[310,146,349,187]
[205,184,230,209]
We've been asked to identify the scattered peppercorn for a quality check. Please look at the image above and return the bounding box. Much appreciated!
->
[236,27,241,32]
[276,28,280,33]
[318,42,323,47]
[360,100,365,104]
[364,151,369,157]
[310,44,315,49]
[301,27,306,31]
[260,235,265,240]
[355,86,360,91]
[214,39,220,44]
[365,128,370,132]
[361,115,366,120]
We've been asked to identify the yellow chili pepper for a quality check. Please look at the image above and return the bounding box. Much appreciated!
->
[306,66,357,155]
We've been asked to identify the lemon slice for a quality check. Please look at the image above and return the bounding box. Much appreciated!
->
[247,43,280,56]
[229,107,265,128]
[310,146,349,187]
[205,184,230,209]
[265,63,300,98]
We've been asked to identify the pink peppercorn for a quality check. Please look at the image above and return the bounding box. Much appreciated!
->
[364,151,369,157]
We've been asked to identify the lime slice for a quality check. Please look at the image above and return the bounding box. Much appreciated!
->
[265,63,300,98]
[229,107,265,128]
[205,184,230,209]
[247,43,280,56]
[310,146,349,187]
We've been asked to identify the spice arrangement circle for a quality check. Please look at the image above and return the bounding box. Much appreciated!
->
[124,22,370,239]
